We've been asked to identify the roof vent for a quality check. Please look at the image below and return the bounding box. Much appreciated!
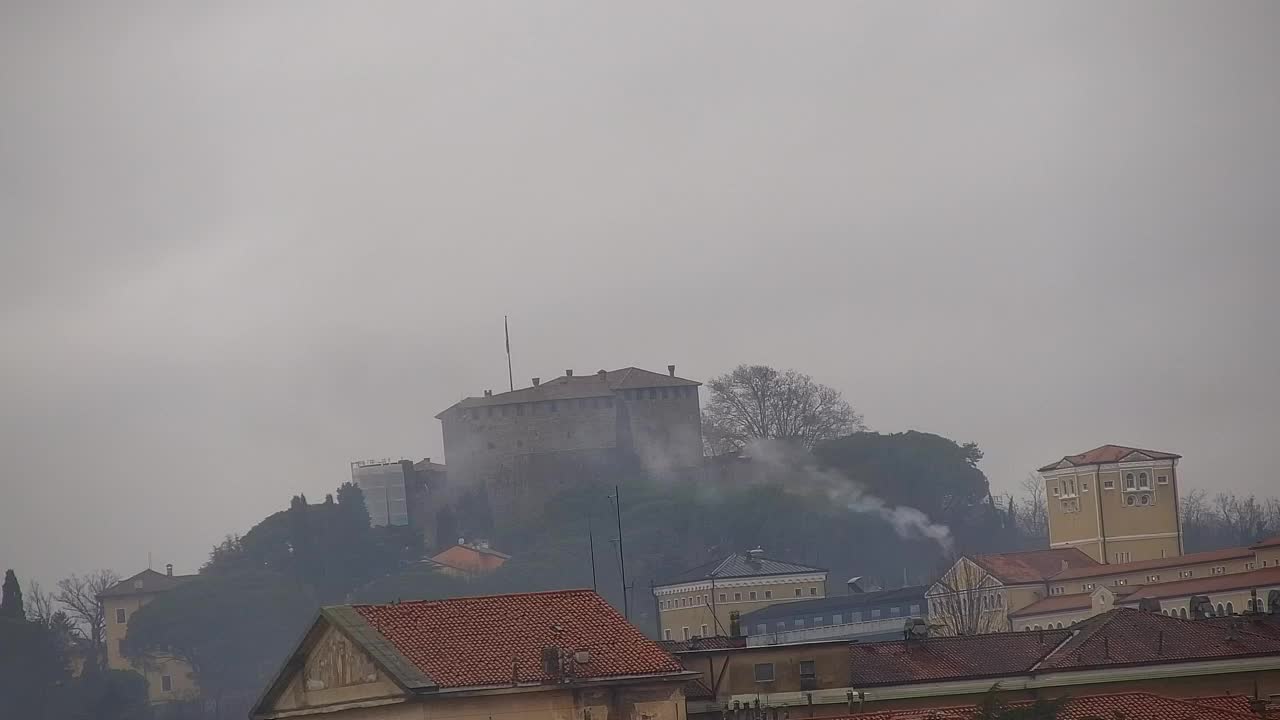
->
[566,369,573,377]
[847,577,866,594]
[668,364,676,377]
[165,563,173,577]
[532,377,540,386]
[597,369,607,378]
[484,389,492,397]
[747,547,765,557]
[573,650,592,664]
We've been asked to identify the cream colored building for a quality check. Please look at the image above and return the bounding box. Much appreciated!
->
[1037,444,1183,564]
[653,550,826,640]
[250,589,692,720]
[942,534,1280,633]
[100,567,199,704]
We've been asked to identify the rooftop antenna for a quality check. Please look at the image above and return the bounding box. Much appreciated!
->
[608,485,630,619]
[588,512,598,592]
[504,316,514,392]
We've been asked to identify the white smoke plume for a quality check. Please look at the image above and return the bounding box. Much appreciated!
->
[742,438,954,553]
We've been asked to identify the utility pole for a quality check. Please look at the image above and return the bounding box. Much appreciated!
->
[609,485,629,619]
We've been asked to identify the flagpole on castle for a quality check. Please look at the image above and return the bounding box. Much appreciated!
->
[505,315,514,392]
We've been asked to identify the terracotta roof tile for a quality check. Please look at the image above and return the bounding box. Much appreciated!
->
[1007,592,1094,618]
[352,589,685,689]
[849,629,1070,686]
[1123,566,1280,603]
[970,548,1099,584]
[660,553,826,586]
[1253,534,1280,550]
[1051,546,1256,581]
[658,636,747,653]
[1038,444,1181,472]
[1202,614,1280,639]
[843,692,1262,719]
[1037,608,1280,670]
[98,568,196,598]
[438,367,700,416]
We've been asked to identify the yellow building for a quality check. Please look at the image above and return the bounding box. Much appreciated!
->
[250,589,692,720]
[1037,444,1183,564]
[653,550,827,641]
[99,567,199,704]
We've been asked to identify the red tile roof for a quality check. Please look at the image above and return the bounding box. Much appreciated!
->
[1253,534,1280,550]
[1051,546,1255,581]
[1007,592,1093,618]
[1037,608,1280,671]
[658,636,747,653]
[843,692,1263,719]
[970,548,1099,584]
[1202,614,1280,639]
[1038,444,1180,472]
[1122,565,1280,603]
[849,629,1072,686]
[438,367,700,415]
[352,589,685,689]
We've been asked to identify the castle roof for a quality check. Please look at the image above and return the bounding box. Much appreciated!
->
[436,366,700,417]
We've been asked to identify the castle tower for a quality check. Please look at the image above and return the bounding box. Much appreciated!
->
[1037,444,1182,564]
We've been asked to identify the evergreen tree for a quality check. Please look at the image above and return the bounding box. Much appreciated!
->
[1,569,24,618]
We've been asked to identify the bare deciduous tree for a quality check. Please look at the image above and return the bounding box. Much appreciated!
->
[55,569,119,671]
[927,556,1005,636]
[1016,474,1048,542]
[702,364,865,453]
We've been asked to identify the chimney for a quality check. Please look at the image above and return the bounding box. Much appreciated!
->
[484,389,492,397]
[597,369,607,379]
[532,377,540,386]
[565,369,573,377]
[165,564,173,577]
[668,364,676,377]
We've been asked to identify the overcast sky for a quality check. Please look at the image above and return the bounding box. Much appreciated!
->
[3,2,1279,588]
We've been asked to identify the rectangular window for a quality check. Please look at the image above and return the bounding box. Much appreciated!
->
[115,608,126,624]
[719,593,726,602]
[814,616,824,626]
[1180,570,1193,579]
[1052,485,1060,496]
[754,663,775,682]
[682,627,690,640]
[664,629,671,640]
[1245,562,1256,570]
[851,612,862,622]
[1103,479,1115,490]
[1157,475,1169,485]
[1082,481,1089,491]
[1116,578,1127,586]
[1147,574,1160,582]
[871,609,881,619]
[750,591,757,600]
[734,592,741,601]
[765,590,772,599]
[799,660,816,679]
[1051,586,1064,595]
[648,389,658,400]
[794,619,805,628]
[548,401,557,412]
[756,624,767,635]
[910,604,920,614]
[832,613,843,625]
[809,587,818,596]
[161,675,172,693]
[516,404,525,416]
[776,621,785,631]
[1083,583,1096,591]
[795,589,802,597]
[701,624,708,636]
[1212,566,1226,575]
